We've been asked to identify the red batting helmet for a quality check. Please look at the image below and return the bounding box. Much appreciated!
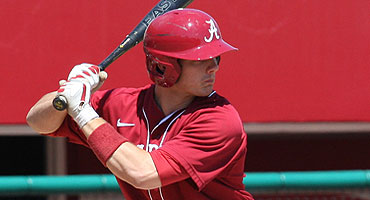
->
[143,8,238,87]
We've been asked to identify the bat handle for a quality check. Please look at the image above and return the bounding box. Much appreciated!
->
[52,64,104,111]
[52,95,68,111]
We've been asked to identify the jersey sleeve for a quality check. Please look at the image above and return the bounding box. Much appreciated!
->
[150,149,189,186]
[47,116,89,147]
[153,105,247,191]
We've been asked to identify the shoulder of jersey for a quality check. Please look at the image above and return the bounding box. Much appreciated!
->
[187,92,231,113]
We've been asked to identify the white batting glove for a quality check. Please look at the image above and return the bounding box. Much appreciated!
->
[67,63,101,90]
[57,79,99,128]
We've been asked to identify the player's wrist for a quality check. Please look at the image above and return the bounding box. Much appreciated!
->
[72,104,99,128]
[87,122,129,166]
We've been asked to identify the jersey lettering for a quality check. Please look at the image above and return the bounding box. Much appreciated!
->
[204,19,220,43]
[137,144,159,152]
[148,144,159,152]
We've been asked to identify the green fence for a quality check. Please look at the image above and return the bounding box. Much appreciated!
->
[0,170,369,195]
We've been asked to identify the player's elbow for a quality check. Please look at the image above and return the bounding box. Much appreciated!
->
[129,172,162,190]
[26,110,57,134]
[26,111,41,133]
[110,163,161,190]
[129,176,152,190]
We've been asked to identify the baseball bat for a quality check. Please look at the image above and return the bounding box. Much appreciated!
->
[53,0,194,111]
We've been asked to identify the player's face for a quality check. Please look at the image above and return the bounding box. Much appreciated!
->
[173,57,220,97]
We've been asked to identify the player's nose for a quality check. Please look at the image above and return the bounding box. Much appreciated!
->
[206,58,219,74]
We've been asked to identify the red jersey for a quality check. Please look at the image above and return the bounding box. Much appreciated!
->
[51,84,253,200]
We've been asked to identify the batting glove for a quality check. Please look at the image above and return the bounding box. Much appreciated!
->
[57,79,99,128]
[67,63,102,91]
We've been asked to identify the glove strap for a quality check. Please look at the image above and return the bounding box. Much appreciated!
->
[74,105,99,128]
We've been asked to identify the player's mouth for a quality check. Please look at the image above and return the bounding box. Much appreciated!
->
[204,75,215,83]
[203,78,215,85]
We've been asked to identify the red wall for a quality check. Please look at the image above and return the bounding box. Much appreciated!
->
[2,0,370,124]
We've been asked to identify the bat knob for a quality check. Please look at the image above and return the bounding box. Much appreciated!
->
[53,96,68,111]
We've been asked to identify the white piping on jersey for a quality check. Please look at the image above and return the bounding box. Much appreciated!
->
[160,109,186,147]
[159,188,165,199]
[142,108,150,152]
[142,107,181,151]
[148,190,153,200]
[208,90,216,97]
[147,188,165,200]
[142,107,186,148]
[142,107,186,200]
[151,109,181,135]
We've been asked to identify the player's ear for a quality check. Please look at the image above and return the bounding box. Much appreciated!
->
[155,64,166,75]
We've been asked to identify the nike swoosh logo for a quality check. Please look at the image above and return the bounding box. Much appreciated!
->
[117,118,135,127]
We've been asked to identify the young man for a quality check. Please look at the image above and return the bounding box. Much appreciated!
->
[27,8,254,200]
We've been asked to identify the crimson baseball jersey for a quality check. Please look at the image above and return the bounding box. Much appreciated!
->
[50,84,253,200]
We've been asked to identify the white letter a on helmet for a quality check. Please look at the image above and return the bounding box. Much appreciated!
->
[204,19,220,43]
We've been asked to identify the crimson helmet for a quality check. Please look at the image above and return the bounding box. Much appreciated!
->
[143,8,237,87]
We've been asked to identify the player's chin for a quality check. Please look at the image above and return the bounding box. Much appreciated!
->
[197,86,214,97]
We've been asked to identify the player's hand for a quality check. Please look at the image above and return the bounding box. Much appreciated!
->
[57,79,99,128]
[67,63,108,93]
[93,70,108,93]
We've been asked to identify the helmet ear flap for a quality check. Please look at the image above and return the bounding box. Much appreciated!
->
[146,53,164,79]
[145,53,181,88]
[155,65,166,75]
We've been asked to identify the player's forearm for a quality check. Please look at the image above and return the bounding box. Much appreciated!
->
[82,118,162,189]
[26,92,67,134]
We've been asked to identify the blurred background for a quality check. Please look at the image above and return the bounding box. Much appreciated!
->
[1,0,370,199]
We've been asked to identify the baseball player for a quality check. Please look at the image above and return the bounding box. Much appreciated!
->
[27,8,254,200]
